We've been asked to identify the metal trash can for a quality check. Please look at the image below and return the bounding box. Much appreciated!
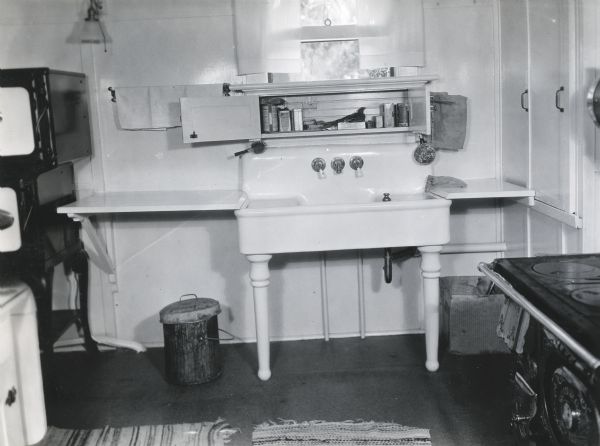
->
[159,295,222,385]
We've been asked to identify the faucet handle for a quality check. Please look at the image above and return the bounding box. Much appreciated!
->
[349,156,364,177]
[311,157,327,178]
[331,157,345,174]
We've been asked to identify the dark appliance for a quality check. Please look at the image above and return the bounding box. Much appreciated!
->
[480,255,600,446]
[0,163,81,277]
[0,68,92,176]
[0,68,97,389]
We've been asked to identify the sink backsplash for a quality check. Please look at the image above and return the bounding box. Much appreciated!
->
[240,143,433,200]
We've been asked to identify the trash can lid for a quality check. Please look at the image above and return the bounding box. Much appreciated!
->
[159,296,221,324]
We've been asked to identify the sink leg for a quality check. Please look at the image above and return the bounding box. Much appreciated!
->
[418,246,442,372]
[247,254,272,381]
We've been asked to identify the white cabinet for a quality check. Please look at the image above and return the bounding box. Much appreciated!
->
[180,76,437,144]
[0,283,46,446]
[500,0,530,188]
[0,311,25,446]
[529,0,571,211]
[501,0,575,216]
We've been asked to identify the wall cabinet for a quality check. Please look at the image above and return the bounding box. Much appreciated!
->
[529,0,571,212]
[500,0,530,188]
[501,0,576,217]
[180,76,437,144]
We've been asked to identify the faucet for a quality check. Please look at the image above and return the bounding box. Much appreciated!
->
[349,156,364,177]
[331,157,345,174]
[311,157,327,178]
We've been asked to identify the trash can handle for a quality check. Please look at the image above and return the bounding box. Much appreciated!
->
[180,293,199,301]
[201,329,236,342]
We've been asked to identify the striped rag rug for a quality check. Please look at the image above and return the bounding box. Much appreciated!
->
[40,420,238,446]
[252,420,431,446]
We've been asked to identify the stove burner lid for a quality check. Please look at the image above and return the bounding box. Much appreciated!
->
[532,262,600,280]
[571,287,600,307]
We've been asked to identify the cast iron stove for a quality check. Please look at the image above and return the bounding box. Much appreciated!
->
[480,254,600,446]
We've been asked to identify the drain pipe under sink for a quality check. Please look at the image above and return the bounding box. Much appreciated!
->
[380,192,419,284]
[383,247,418,284]
[382,242,508,283]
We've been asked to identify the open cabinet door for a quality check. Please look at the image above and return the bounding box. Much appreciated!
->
[180,95,261,143]
[528,0,571,212]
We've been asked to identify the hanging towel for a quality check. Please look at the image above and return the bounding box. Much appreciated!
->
[424,175,467,193]
[115,84,223,130]
[497,297,530,354]
[115,86,153,130]
[430,92,468,151]
[148,85,186,128]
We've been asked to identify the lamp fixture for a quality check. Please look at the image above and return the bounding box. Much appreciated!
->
[80,0,111,51]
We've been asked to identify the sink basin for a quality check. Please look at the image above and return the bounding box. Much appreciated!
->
[235,144,451,254]
[235,191,450,254]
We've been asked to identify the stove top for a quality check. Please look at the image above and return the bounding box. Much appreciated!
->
[493,254,600,357]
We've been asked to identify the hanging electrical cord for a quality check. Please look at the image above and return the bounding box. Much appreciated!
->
[83,0,109,52]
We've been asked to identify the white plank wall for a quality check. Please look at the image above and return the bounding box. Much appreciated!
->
[2,0,507,346]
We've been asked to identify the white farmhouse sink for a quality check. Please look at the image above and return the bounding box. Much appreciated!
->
[234,143,451,380]
[236,191,450,254]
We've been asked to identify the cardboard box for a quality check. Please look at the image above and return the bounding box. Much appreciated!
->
[440,276,510,355]
[337,121,366,130]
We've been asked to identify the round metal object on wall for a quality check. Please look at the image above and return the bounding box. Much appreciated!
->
[250,140,266,154]
[546,366,600,446]
[587,77,600,127]
[413,142,436,165]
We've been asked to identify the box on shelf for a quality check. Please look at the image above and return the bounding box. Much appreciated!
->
[440,276,510,355]
[337,121,366,130]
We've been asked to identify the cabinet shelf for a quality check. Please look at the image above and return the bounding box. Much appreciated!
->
[260,126,427,139]
[181,76,437,144]
[237,76,439,96]
[429,178,535,201]
[57,190,246,215]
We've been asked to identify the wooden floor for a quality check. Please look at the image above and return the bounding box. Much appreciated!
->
[44,334,514,446]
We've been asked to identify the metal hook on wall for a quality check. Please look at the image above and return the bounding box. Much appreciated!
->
[108,87,116,102]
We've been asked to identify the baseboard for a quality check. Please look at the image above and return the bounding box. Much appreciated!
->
[53,328,426,352]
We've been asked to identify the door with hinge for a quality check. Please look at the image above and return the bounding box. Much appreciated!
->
[0,313,25,446]
[501,0,530,187]
[180,95,261,143]
[529,0,571,212]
